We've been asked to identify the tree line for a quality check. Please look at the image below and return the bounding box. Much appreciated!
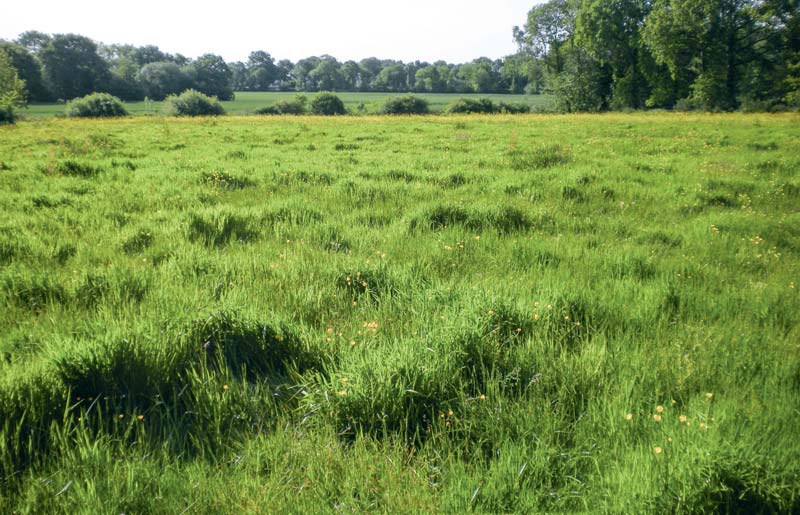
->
[515,0,799,111]
[2,1,798,112]
[0,30,542,104]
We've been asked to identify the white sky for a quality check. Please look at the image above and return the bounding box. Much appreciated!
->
[1,0,536,63]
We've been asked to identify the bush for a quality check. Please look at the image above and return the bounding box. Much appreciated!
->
[65,93,128,118]
[0,48,26,124]
[255,94,307,115]
[0,105,14,124]
[497,101,530,114]
[446,97,496,114]
[310,92,346,116]
[163,89,225,117]
[381,95,430,115]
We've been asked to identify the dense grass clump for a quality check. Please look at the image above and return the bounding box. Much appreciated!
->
[41,159,104,177]
[65,93,128,118]
[0,113,798,513]
[409,204,532,233]
[163,89,225,116]
[508,144,571,170]
[185,209,261,247]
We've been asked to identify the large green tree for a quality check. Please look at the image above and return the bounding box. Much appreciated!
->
[575,0,652,108]
[0,42,49,101]
[644,0,758,110]
[246,51,278,91]
[39,34,110,100]
[374,63,407,92]
[15,30,51,54]
[0,48,27,122]
[184,54,233,100]
[339,61,365,90]
[136,61,188,100]
[309,57,344,91]
[457,58,501,93]
[415,65,448,93]
[747,0,800,106]
[514,0,579,73]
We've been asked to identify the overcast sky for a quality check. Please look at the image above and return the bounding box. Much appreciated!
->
[1,0,536,63]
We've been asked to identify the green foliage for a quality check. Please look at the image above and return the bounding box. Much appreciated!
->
[507,144,570,170]
[65,92,128,118]
[0,105,15,124]
[446,97,497,113]
[496,101,531,113]
[39,33,111,100]
[163,89,225,117]
[136,61,188,100]
[552,49,611,112]
[516,0,798,111]
[0,48,27,124]
[20,91,553,118]
[0,42,48,101]
[254,94,308,115]
[0,114,799,513]
[310,92,346,115]
[444,97,531,115]
[184,54,234,101]
[381,95,430,115]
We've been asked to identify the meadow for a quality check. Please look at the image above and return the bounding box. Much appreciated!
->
[0,112,798,513]
[18,92,554,118]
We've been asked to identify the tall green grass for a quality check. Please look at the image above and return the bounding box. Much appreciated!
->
[0,113,798,513]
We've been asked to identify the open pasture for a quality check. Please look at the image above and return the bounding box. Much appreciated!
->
[0,113,798,513]
[18,91,553,118]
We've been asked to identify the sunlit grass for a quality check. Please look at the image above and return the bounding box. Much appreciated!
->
[0,112,798,513]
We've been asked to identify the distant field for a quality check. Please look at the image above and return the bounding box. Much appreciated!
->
[0,113,798,513]
[19,91,554,118]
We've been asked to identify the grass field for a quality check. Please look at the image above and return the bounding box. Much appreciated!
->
[18,91,554,118]
[0,113,798,513]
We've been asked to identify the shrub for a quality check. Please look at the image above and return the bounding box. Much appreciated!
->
[163,89,225,117]
[381,95,430,115]
[446,97,496,114]
[310,92,346,116]
[65,93,128,118]
[255,94,308,115]
[0,105,14,124]
[0,48,26,124]
[497,101,530,114]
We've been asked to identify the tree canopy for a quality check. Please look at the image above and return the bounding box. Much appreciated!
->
[0,15,797,111]
[516,0,799,110]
